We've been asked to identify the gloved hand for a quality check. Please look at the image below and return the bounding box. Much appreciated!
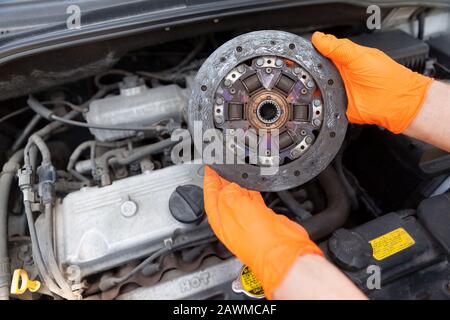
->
[203,166,323,299]
[311,32,433,134]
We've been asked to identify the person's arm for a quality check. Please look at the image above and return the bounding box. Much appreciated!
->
[404,81,450,152]
[203,166,365,300]
[311,32,450,153]
[203,33,450,301]
[273,255,367,300]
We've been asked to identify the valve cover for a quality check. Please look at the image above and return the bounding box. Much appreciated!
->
[188,30,347,191]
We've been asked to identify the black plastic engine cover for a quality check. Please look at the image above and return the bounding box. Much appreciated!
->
[350,30,429,72]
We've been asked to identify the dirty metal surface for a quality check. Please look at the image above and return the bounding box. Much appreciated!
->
[188,30,347,191]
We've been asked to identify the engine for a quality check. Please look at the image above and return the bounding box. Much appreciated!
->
[39,165,204,278]
[1,6,450,301]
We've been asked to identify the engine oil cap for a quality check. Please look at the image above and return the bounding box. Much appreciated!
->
[232,265,265,299]
[169,184,205,224]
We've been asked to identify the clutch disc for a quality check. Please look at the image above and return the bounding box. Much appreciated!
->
[188,30,347,191]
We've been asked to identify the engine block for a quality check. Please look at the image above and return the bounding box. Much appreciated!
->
[47,164,204,277]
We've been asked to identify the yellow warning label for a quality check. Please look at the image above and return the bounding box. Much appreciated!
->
[369,228,415,261]
[239,266,265,298]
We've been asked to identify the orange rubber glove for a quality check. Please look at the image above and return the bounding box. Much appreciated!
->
[203,166,323,299]
[311,32,433,134]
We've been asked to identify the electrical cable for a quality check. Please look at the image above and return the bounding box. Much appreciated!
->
[50,115,160,132]
[10,115,41,153]
[28,95,164,132]
[22,134,76,299]
[0,106,30,124]
[42,100,86,113]
[99,236,217,291]
[136,37,206,81]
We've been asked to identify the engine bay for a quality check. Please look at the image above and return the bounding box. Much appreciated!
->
[0,3,450,301]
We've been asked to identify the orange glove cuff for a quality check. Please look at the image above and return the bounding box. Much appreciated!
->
[384,75,433,134]
[204,166,324,300]
[262,235,324,300]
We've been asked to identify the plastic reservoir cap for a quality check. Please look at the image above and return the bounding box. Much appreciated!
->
[169,185,205,224]
[328,229,373,271]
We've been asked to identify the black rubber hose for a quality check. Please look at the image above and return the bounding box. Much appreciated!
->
[24,202,65,298]
[0,150,23,300]
[300,166,351,241]
[335,148,359,210]
[277,190,312,220]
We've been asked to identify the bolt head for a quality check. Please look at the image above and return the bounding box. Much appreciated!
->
[305,136,313,144]
[313,119,322,127]
[66,265,81,282]
[224,79,232,87]
[293,67,301,74]
[215,116,224,124]
[215,97,224,105]
[121,200,138,217]
[237,65,246,73]
[314,99,321,106]
[291,149,300,157]
[307,80,315,88]
[256,58,264,66]
[275,59,283,67]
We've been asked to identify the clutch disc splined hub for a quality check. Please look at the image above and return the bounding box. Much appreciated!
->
[188,31,347,191]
